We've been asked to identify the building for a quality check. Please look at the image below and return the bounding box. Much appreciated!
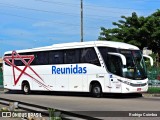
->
[143,47,152,55]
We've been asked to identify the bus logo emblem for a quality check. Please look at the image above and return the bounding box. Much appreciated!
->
[3,51,51,90]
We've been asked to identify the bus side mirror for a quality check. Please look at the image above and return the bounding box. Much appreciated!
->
[108,52,126,66]
[143,55,153,66]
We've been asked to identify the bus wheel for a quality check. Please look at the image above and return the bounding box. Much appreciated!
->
[22,82,30,94]
[91,83,102,98]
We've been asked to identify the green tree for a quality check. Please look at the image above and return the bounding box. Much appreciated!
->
[98,9,160,53]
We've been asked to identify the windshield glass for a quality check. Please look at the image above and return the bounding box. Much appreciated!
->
[120,49,147,80]
[98,47,147,80]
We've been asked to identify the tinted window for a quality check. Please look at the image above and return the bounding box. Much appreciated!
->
[32,52,48,65]
[4,47,101,66]
[14,60,23,66]
[14,53,24,66]
[81,48,100,66]
[65,49,80,64]
[49,50,64,64]
[4,53,34,66]
[98,47,117,66]
[4,54,11,66]
[107,55,123,76]
[98,47,123,76]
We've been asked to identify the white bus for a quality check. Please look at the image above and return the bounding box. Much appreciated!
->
[3,41,153,97]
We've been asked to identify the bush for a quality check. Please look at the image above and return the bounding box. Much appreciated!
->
[148,87,160,93]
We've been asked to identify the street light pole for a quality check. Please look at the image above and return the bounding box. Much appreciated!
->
[80,0,83,42]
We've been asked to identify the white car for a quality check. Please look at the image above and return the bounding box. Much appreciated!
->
[148,79,160,86]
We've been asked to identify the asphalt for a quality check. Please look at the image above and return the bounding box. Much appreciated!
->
[1,89,160,120]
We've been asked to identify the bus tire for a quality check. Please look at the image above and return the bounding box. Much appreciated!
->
[22,82,30,94]
[91,83,102,98]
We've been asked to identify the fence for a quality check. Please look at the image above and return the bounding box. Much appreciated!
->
[147,67,160,86]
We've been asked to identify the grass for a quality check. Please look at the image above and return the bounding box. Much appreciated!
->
[148,87,160,93]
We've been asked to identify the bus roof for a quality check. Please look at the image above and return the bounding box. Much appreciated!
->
[4,41,139,54]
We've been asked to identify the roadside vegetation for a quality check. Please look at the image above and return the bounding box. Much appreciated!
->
[148,87,160,93]
[146,54,160,94]
[98,9,160,94]
[98,9,160,57]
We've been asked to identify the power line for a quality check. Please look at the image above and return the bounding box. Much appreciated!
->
[0,11,101,29]
[35,0,79,7]
[0,2,123,18]
[0,0,150,24]
[1,1,157,29]
[34,0,156,11]
[0,2,121,21]
[0,2,79,17]
[0,12,79,26]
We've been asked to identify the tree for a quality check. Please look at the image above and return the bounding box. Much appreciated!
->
[98,9,160,53]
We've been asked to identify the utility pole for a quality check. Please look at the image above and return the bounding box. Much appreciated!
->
[80,0,83,42]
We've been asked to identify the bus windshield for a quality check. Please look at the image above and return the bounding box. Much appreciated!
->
[120,49,147,80]
[99,47,147,80]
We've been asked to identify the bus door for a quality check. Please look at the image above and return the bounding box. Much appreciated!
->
[107,55,122,93]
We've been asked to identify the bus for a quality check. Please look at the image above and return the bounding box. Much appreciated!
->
[3,41,153,97]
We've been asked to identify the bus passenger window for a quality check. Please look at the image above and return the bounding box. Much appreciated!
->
[49,51,64,64]
[65,49,80,64]
[81,48,100,66]
[34,52,48,65]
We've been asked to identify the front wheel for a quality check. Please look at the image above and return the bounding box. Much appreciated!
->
[22,82,30,94]
[91,84,102,98]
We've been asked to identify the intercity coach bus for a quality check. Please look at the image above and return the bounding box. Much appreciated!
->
[3,41,153,97]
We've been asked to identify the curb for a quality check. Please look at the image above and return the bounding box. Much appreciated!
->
[143,93,160,97]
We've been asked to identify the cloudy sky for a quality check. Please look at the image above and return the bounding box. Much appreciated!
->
[0,0,159,56]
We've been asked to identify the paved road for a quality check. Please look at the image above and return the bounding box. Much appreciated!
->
[0,91,160,111]
[0,91,160,120]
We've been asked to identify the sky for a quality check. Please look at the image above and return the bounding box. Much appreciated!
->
[0,0,159,56]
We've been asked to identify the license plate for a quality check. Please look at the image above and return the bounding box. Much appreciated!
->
[137,88,141,91]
